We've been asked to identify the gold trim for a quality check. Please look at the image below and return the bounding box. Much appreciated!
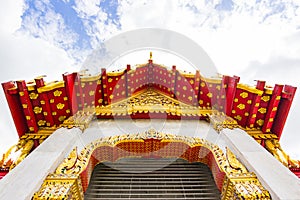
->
[201,77,222,84]
[95,88,214,117]
[80,74,101,82]
[27,85,36,91]
[37,81,65,93]
[107,70,126,76]
[237,83,263,95]
[179,71,195,78]
[264,88,273,95]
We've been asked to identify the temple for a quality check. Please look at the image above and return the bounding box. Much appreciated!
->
[0,53,300,199]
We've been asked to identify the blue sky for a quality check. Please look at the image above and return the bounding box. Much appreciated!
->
[0,0,300,159]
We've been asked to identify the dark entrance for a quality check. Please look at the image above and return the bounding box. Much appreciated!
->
[85,158,221,200]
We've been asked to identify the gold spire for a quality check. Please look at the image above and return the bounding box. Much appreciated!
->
[150,51,152,60]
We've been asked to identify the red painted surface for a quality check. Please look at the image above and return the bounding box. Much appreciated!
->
[272,85,297,139]
[290,168,300,178]
[2,82,28,137]
[0,170,8,180]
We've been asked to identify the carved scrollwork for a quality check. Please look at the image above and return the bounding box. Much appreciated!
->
[60,108,95,130]
[55,147,85,174]
[265,139,300,168]
[208,112,240,132]
[225,147,248,173]
[95,89,215,117]
[36,130,270,200]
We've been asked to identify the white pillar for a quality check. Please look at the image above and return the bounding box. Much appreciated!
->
[219,128,300,200]
[0,128,82,200]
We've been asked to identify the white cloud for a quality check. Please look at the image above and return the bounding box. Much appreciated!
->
[0,0,25,35]
[73,0,120,49]
[0,0,77,155]
[20,1,79,51]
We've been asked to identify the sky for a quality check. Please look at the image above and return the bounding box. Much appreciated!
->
[0,0,300,159]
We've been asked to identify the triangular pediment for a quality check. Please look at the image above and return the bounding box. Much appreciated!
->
[95,88,215,117]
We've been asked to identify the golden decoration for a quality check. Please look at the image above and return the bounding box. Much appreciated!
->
[89,90,95,96]
[80,74,101,82]
[234,115,242,121]
[207,92,213,98]
[33,174,84,200]
[237,84,263,95]
[247,100,252,104]
[53,90,62,97]
[226,147,247,173]
[22,104,28,109]
[58,116,66,122]
[37,81,65,93]
[221,173,271,200]
[234,98,238,102]
[202,77,222,84]
[26,116,31,120]
[29,93,39,100]
[38,120,46,126]
[34,106,42,114]
[183,86,187,90]
[237,104,245,110]
[60,109,95,130]
[240,92,248,99]
[56,103,65,110]
[108,78,113,83]
[209,113,239,132]
[258,107,267,114]
[256,119,264,126]
[261,96,270,102]
[50,99,54,103]
[95,89,214,117]
[19,92,24,96]
[276,96,281,100]
[0,139,35,171]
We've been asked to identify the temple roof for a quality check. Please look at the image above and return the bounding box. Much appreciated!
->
[2,58,296,140]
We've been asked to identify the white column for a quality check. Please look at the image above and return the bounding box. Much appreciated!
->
[219,128,300,200]
[0,128,82,200]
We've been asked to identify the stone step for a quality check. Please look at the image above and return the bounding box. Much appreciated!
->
[85,193,220,199]
[84,158,221,200]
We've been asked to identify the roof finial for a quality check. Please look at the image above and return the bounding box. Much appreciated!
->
[150,51,152,60]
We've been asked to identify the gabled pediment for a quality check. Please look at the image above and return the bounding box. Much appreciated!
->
[95,88,215,118]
